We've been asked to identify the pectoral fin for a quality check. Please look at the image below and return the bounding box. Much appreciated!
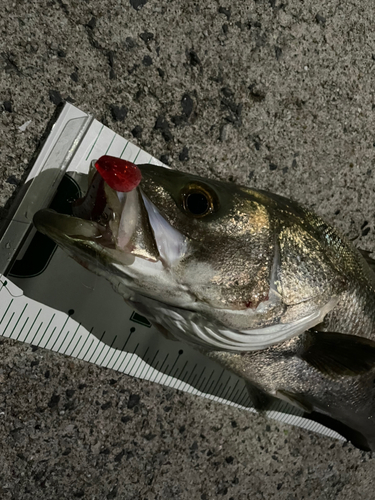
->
[300,331,375,378]
[245,381,274,412]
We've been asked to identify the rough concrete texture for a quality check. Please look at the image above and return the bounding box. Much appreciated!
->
[1,0,375,498]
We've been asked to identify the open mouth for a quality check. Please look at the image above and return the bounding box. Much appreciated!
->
[33,160,188,269]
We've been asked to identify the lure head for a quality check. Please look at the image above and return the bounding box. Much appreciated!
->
[34,157,351,351]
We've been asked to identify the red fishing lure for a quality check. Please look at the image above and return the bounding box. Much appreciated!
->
[95,155,142,192]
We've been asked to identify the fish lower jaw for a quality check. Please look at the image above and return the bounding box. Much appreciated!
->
[120,292,339,352]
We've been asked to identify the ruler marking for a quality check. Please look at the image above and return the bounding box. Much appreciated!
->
[207,379,216,396]
[97,345,111,366]
[50,316,70,350]
[112,349,126,370]
[213,382,224,401]
[3,312,15,335]
[132,353,146,378]
[55,330,70,352]
[70,335,82,357]
[154,354,169,382]
[232,388,240,403]
[133,148,141,163]
[42,327,57,348]
[93,336,110,365]
[88,331,106,362]
[101,335,117,366]
[222,377,234,401]
[237,387,247,407]
[9,304,27,337]
[83,338,95,360]
[104,340,120,368]
[124,344,139,373]
[101,336,117,366]
[211,369,225,395]
[75,329,92,358]
[226,379,239,402]
[30,323,43,345]
[167,352,181,376]
[23,309,41,342]
[14,317,29,341]
[0,299,14,325]
[142,350,159,380]
[174,361,188,390]
[38,314,56,347]
[117,352,132,373]
[202,370,216,394]
[105,133,116,154]
[119,141,129,158]
[63,324,81,355]
[186,363,197,386]
[135,347,149,378]
[122,344,140,373]
[85,124,104,160]
[195,367,207,389]
[120,329,135,351]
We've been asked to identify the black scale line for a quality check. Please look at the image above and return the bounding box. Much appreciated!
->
[93,332,110,365]
[50,315,70,351]
[15,317,29,341]
[104,337,120,368]
[29,323,43,345]
[0,299,14,325]
[100,335,118,366]
[76,327,94,358]
[55,329,72,352]
[9,304,27,337]
[174,361,188,390]
[121,329,135,351]
[111,345,126,370]
[226,378,239,401]
[63,323,81,355]
[22,309,41,342]
[120,343,140,373]
[88,330,106,363]
[231,388,241,404]
[40,314,57,347]
[126,345,141,374]
[185,363,197,387]
[158,353,169,374]
[214,382,225,400]
[221,376,233,401]
[211,369,225,395]
[195,366,206,390]
[167,351,182,376]
[143,351,160,379]
[201,370,215,394]
[238,386,248,407]
[136,347,150,379]
[3,313,15,335]
[133,347,150,378]
[206,379,216,396]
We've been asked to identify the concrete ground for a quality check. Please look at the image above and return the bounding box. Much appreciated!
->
[1,0,375,498]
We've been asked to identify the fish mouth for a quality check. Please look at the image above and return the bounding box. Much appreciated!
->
[33,162,187,270]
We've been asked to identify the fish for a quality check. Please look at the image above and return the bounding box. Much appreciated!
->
[33,157,375,451]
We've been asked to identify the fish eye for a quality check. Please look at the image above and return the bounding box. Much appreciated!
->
[181,184,216,217]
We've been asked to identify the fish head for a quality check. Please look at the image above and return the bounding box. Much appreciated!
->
[34,161,348,350]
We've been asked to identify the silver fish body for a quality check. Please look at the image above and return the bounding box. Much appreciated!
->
[33,163,375,450]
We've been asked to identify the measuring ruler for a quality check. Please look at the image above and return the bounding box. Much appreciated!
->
[0,102,344,443]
